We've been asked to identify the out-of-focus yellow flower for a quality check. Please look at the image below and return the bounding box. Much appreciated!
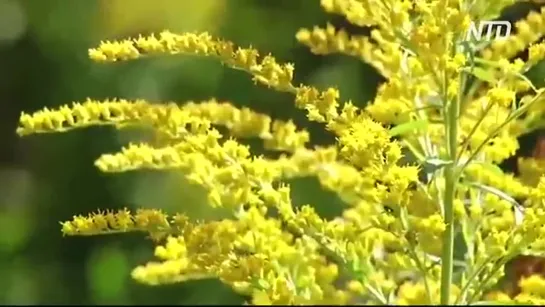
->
[98,0,226,38]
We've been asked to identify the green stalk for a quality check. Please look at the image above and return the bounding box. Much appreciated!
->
[440,58,463,306]
[440,107,459,305]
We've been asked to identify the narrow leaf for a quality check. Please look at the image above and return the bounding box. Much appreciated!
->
[475,161,505,177]
[464,182,518,204]
[421,157,453,174]
[389,119,429,137]
[464,67,497,83]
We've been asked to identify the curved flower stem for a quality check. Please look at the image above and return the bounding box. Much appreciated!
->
[455,103,493,162]
[455,258,490,304]
[458,89,545,174]
[406,245,433,304]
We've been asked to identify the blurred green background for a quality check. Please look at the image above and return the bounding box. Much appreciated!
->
[1,0,544,305]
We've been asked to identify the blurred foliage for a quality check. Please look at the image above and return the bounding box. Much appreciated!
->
[1,0,544,304]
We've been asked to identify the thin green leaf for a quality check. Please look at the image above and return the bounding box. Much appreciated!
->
[389,119,429,137]
[463,181,521,208]
[462,66,497,83]
[426,158,454,167]
[421,157,453,174]
[474,161,505,177]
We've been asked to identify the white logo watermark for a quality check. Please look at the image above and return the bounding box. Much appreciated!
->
[465,21,511,42]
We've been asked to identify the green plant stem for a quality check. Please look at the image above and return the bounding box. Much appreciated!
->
[455,103,493,162]
[455,258,490,304]
[440,154,457,305]
[440,68,462,306]
[406,245,433,304]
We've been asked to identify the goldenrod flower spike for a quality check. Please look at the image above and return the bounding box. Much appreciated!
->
[89,31,296,92]
[16,98,211,137]
[183,101,310,152]
[19,0,545,305]
[296,24,396,77]
[483,8,545,61]
[60,208,175,240]
[89,31,349,127]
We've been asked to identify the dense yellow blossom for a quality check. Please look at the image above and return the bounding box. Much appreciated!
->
[16,0,545,305]
[397,280,460,305]
[482,8,545,61]
[485,274,545,305]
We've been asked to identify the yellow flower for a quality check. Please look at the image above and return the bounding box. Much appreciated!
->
[18,0,545,305]
[397,280,460,305]
[483,8,545,61]
[487,87,515,108]
[519,274,545,297]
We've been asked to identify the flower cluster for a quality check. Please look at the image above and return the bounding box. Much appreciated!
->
[16,0,545,305]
